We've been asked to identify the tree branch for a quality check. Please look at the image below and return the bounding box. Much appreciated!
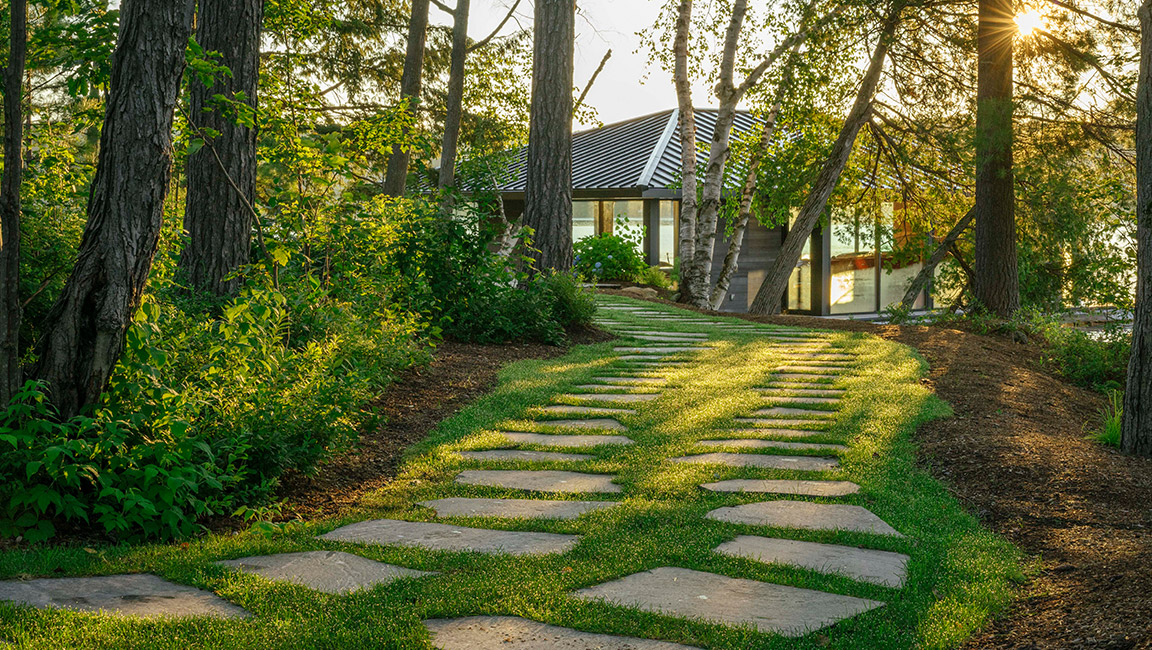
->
[574,48,612,113]
[467,0,522,52]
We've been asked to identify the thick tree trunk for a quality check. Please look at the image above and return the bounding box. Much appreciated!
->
[179,0,261,296]
[972,0,1019,317]
[749,11,899,315]
[1122,0,1152,457]
[31,0,195,417]
[437,0,470,195]
[0,0,26,405]
[383,0,430,197]
[673,0,699,302]
[900,207,975,310]
[522,0,575,271]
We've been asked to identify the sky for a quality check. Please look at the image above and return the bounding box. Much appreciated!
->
[431,0,720,130]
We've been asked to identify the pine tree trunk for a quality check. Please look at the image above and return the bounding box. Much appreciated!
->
[1122,0,1152,457]
[900,207,975,310]
[972,0,1019,317]
[179,0,261,296]
[31,0,195,417]
[673,0,699,302]
[749,11,899,315]
[0,0,26,405]
[383,0,430,197]
[522,0,575,271]
[437,0,470,194]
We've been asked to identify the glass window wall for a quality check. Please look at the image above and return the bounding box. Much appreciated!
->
[829,208,877,314]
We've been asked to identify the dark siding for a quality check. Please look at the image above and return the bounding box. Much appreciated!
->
[708,218,785,313]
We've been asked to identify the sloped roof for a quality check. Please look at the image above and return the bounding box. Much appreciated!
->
[499,108,762,194]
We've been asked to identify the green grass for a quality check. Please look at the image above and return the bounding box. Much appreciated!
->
[0,296,1025,649]
[1089,390,1124,448]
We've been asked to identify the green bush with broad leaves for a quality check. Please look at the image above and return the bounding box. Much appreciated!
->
[574,221,647,282]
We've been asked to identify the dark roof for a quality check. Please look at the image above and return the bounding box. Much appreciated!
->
[499,108,762,194]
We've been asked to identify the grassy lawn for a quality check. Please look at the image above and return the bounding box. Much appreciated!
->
[0,296,1025,649]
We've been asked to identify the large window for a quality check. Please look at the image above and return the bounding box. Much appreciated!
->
[573,201,596,242]
[829,208,878,314]
[879,203,925,309]
[571,200,644,257]
[659,201,677,265]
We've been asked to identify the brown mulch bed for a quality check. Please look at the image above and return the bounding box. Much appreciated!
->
[277,327,614,519]
[600,291,1152,649]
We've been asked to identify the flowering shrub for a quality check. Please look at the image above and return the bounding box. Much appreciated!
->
[573,226,646,282]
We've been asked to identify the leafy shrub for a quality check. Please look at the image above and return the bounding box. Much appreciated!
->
[544,271,597,328]
[635,266,671,290]
[574,227,646,282]
[1027,313,1131,392]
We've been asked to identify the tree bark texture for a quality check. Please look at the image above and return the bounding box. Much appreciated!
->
[437,0,470,194]
[749,11,899,315]
[1122,0,1152,457]
[383,0,430,197]
[522,0,575,271]
[0,0,26,405]
[899,207,975,310]
[179,0,261,296]
[972,0,1019,317]
[673,0,699,302]
[31,0,195,417]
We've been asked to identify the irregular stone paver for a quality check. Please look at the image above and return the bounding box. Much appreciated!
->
[456,470,622,493]
[724,427,830,438]
[572,567,883,638]
[420,497,617,520]
[0,574,248,619]
[706,501,903,537]
[500,431,634,447]
[779,354,855,360]
[216,551,433,595]
[538,418,625,431]
[592,377,669,384]
[615,347,701,354]
[773,373,838,382]
[761,395,841,405]
[574,384,659,391]
[561,393,660,403]
[424,616,700,649]
[320,519,578,555]
[759,386,845,396]
[715,536,909,588]
[458,450,592,463]
[701,479,861,497]
[670,453,838,471]
[539,405,636,416]
[753,407,836,418]
[699,439,848,451]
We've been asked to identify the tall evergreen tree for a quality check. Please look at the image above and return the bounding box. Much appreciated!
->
[437,0,471,195]
[383,0,430,197]
[0,0,26,405]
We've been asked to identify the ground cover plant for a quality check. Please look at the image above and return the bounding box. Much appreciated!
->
[0,297,1023,649]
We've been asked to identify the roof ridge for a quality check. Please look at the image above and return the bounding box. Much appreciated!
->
[637,108,680,188]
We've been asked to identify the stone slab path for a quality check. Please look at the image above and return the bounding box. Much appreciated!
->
[424,616,700,649]
[701,479,861,497]
[539,405,637,416]
[420,497,618,520]
[715,536,909,588]
[458,450,592,463]
[698,439,849,451]
[561,393,660,403]
[455,470,622,493]
[0,574,249,619]
[320,519,579,555]
[216,551,433,595]
[538,418,626,430]
[670,453,839,471]
[706,501,903,536]
[499,431,634,447]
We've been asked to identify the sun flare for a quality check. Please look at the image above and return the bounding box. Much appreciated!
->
[1015,9,1044,36]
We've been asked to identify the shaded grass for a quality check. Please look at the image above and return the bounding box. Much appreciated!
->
[0,296,1024,649]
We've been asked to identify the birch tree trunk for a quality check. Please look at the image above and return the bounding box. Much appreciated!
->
[0,0,26,405]
[1122,0,1152,457]
[179,0,262,296]
[523,0,575,271]
[383,0,430,197]
[899,207,975,310]
[31,0,195,417]
[972,0,1019,317]
[437,0,470,195]
[749,10,900,315]
[672,0,699,302]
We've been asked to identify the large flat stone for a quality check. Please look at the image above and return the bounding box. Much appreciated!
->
[700,479,861,497]
[500,431,634,447]
[698,439,848,451]
[458,450,592,463]
[0,574,248,619]
[572,567,883,638]
[779,354,855,360]
[538,418,625,431]
[591,377,669,385]
[539,405,636,416]
[723,428,830,438]
[758,387,845,397]
[706,501,902,537]
[761,396,841,405]
[773,373,838,382]
[215,551,432,595]
[715,536,909,588]
[574,384,661,391]
[753,408,836,418]
[614,346,700,353]
[561,393,660,403]
[735,418,832,429]
[456,470,622,493]
[420,497,618,520]
[670,453,838,471]
[320,519,578,555]
[424,616,700,649]
[776,366,850,374]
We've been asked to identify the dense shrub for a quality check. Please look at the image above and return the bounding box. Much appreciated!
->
[1038,325,1131,392]
[574,227,646,282]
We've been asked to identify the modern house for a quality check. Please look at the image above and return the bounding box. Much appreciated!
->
[497,108,935,316]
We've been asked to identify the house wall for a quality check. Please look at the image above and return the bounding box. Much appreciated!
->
[708,218,786,313]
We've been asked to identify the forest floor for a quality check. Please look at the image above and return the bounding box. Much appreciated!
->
[602,290,1152,650]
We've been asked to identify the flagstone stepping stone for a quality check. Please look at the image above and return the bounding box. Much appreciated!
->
[0,574,248,619]
[780,354,855,360]
[499,431,634,447]
[424,616,700,649]
[724,428,829,438]
[562,392,660,403]
[735,418,831,428]
[456,469,622,493]
[776,366,850,374]
[706,501,903,537]
[759,386,844,396]
[616,355,673,362]
[458,450,593,463]
[715,536,909,588]
[670,453,838,471]
[572,566,882,638]
[761,395,841,405]
[215,551,433,595]
[625,335,711,343]
[773,373,838,382]
[539,405,636,416]
[698,439,848,451]
[420,497,618,520]
[616,346,702,353]
[753,407,836,418]
[618,331,708,338]
[320,519,578,555]
[700,479,861,497]
[574,384,660,391]
[537,418,625,430]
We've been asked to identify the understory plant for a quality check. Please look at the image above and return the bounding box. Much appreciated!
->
[574,221,647,282]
